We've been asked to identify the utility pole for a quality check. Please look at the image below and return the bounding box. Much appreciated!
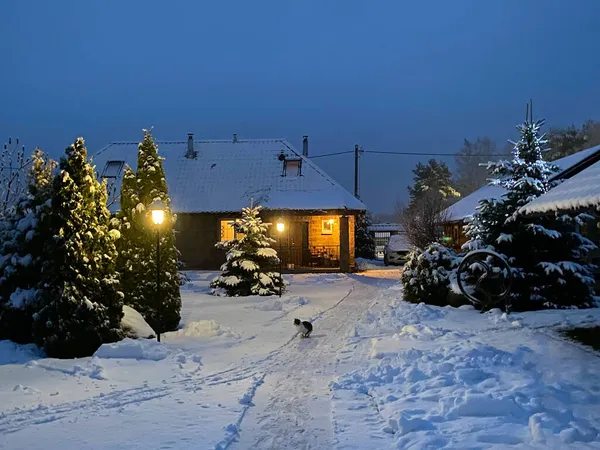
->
[354,144,363,199]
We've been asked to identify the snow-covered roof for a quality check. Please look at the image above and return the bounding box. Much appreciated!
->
[368,222,403,232]
[520,159,600,215]
[92,138,366,214]
[443,145,600,222]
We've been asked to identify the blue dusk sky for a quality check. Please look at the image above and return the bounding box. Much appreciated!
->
[1,0,600,215]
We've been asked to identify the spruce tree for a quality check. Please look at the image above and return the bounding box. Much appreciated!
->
[117,130,181,333]
[211,203,285,296]
[355,212,375,259]
[463,115,597,309]
[0,149,56,343]
[33,138,124,358]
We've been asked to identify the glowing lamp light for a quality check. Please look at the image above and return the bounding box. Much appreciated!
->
[328,219,334,225]
[151,199,165,225]
[276,219,285,233]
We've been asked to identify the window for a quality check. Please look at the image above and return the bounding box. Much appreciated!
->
[102,160,124,178]
[283,158,302,177]
[220,219,243,241]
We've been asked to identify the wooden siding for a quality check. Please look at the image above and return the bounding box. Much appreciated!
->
[175,211,358,272]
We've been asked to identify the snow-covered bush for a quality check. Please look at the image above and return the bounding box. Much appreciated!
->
[401,243,459,306]
[0,149,56,343]
[211,203,285,296]
[32,138,124,358]
[117,130,181,334]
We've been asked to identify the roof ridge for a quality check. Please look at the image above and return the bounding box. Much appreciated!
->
[109,138,286,145]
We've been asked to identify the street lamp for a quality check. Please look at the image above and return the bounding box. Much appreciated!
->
[276,218,285,297]
[150,199,165,342]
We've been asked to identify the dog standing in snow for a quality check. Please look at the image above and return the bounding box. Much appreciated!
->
[294,318,313,338]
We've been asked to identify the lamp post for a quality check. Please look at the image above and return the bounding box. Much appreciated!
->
[150,199,165,342]
[276,218,285,297]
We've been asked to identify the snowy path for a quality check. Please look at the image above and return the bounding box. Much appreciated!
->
[231,276,393,449]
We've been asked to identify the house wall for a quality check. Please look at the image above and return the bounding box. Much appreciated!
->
[443,222,467,252]
[175,211,357,272]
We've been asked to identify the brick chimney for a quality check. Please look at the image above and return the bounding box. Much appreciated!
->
[185,133,196,159]
[302,135,308,157]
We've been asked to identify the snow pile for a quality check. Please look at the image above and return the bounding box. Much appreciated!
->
[331,342,600,448]
[94,338,168,361]
[356,258,384,271]
[253,299,284,311]
[0,341,43,365]
[121,305,156,339]
[167,319,240,339]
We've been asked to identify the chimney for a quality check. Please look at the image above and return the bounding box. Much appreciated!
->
[233,133,238,143]
[185,133,196,159]
[302,135,308,157]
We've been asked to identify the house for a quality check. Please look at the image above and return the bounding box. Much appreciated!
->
[519,158,600,291]
[442,145,600,251]
[368,222,404,259]
[92,134,366,272]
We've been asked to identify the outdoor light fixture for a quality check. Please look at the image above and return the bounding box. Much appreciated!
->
[276,218,284,297]
[150,199,165,342]
[151,199,165,225]
[328,219,334,224]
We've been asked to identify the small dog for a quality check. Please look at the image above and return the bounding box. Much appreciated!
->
[294,318,313,338]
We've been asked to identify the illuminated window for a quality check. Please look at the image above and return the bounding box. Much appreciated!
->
[102,160,124,178]
[220,219,243,241]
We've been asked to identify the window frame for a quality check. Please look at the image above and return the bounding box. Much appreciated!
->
[102,160,125,179]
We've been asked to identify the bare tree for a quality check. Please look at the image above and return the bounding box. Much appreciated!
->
[454,137,499,196]
[395,191,449,249]
[0,137,32,216]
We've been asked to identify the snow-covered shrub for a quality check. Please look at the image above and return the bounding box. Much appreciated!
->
[0,149,56,343]
[116,130,181,334]
[32,138,124,358]
[355,212,375,259]
[211,203,285,296]
[401,243,459,306]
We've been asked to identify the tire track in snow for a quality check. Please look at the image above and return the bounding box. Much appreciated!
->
[230,277,394,450]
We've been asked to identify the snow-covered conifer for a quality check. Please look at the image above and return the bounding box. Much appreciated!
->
[0,149,56,343]
[211,203,285,296]
[355,212,375,259]
[33,138,124,358]
[463,116,596,309]
[116,130,181,333]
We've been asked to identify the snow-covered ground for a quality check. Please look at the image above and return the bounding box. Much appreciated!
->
[1,270,600,449]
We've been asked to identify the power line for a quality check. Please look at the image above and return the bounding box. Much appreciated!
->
[366,150,506,157]
[310,149,508,159]
[309,150,354,159]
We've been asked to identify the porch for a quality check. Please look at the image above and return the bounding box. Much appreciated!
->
[265,213,355,272]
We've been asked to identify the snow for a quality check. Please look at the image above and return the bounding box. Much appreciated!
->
[121,305,156,339]
[385,233,411,252]
[92,139,366,214]
[444,146,600,222]
[1,269,600,449]
[94,338,169,361]
[521,159,600,214]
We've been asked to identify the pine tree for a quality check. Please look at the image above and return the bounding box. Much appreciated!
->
[0,149,56,343]
[117,130,181,333]
[32,138,124,358]
[463,115,597,309]
[355,211,375,259]
[211,203,285,296]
